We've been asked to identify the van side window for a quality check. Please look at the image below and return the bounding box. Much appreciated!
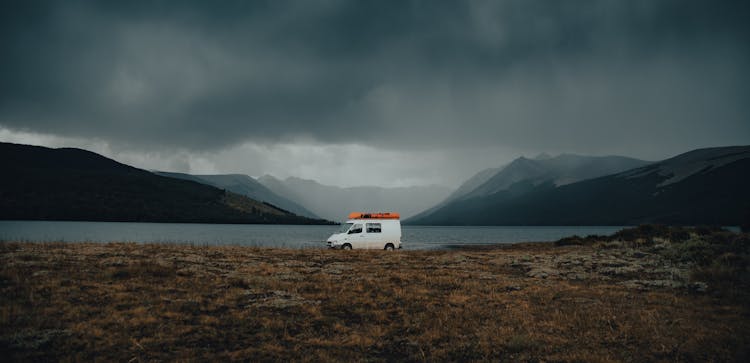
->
[348,224,363,234]
[366,223,381,233]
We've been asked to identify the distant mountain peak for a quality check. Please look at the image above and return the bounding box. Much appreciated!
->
[258,174,280,182]
[257,175,452,221]
[154,171,321,219]
[407,152,652,223]
[506,156,546,170]
[534,152,552,160]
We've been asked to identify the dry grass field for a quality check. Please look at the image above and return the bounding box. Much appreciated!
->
[1,226,749,361]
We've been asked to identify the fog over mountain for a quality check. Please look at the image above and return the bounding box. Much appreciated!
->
[258,175,451,222]
[1,1,748,188]
[154,172,319,219]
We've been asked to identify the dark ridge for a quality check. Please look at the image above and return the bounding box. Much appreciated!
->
[0,142,334,225]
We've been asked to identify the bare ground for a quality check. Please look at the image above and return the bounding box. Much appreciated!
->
[1,235,748,362]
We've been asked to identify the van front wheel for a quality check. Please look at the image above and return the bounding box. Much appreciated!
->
[342,243,352,250]
[384,243,395,251]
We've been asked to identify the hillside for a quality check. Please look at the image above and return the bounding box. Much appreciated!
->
[409,154,649,223]
[155,172,319,219]
[0,143,331,224]
[446,166,503,201]
[258,175,451,221]
[407,166,502,223]
[408,146,750,226]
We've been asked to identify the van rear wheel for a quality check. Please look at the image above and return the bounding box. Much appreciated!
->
[384,243,395,251]
[342,243,352,250]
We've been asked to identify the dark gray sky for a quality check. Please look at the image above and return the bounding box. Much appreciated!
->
[1,0,749,187]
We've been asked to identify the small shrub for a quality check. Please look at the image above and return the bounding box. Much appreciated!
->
[228,277,252,289]
[694,225,725,236]
[106,267,131,280]
[555,235,584,246]
[105,262,175,280]
[664,238,716,265]
[692,257,750,298]
[611,224,669,242]
[141,263,175,278]
[610,224,694,243]
[504,334,540,354]
[669,228,691,243]
[179,300,202,315]
[555,234,603,246]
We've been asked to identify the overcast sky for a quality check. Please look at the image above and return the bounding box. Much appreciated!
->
[1,0,748,188]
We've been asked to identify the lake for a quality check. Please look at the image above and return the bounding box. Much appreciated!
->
[0,221,629,250]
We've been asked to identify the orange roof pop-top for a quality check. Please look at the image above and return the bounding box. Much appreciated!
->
[348,212,400,220]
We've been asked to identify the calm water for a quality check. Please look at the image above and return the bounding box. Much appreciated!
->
[0,221,628,250]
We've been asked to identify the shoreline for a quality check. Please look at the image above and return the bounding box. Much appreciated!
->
[0,221,638,250]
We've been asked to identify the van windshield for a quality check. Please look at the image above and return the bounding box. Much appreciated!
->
[337,223,353,234]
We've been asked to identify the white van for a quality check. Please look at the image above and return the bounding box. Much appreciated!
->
[327,212,402,250]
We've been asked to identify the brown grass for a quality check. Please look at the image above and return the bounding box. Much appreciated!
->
[1,239,748,362]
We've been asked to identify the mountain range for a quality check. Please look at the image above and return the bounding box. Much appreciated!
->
[409,154,650,222]
[257,175,452,222]
[0,142,330,224]
[407,146,750,226]
[2,141,747,227]
[154,172,319,219]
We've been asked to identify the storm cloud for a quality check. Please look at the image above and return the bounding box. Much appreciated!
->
[1,0,749,186]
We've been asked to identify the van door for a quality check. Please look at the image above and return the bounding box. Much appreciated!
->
[363,222,383,249]
[347,223,365,248]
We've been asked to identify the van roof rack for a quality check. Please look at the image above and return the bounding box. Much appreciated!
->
[348,212,400,220]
